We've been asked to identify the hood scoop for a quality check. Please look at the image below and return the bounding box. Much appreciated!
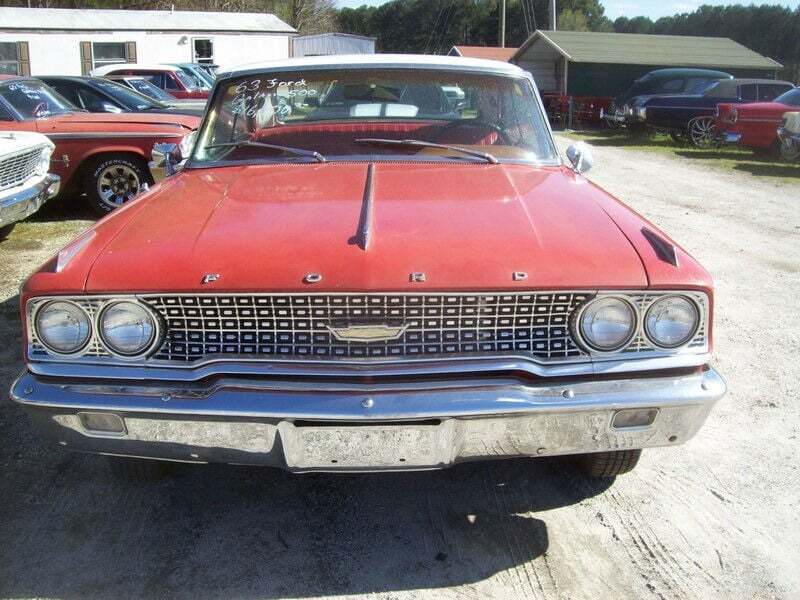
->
[641,227,678,267]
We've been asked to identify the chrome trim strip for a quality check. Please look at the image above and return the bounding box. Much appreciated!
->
[27,352,713,382]
[355,162,374,251]
[45,132,185,140]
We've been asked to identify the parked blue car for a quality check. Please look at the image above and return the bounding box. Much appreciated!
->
[634,78,794,147]
[603,68,732,128]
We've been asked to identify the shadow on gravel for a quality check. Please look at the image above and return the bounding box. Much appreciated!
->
[0,288,613,599]
[732,162,800,179]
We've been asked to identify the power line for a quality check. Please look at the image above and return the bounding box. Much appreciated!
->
[424,0,447,55]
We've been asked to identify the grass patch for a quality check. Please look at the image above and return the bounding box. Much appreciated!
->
[559,129,800,185]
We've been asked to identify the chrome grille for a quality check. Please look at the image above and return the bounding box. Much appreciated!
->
[142,293,592,362]
[0,146,44,192]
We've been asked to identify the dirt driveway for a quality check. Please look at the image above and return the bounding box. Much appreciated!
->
[1,140,798,599]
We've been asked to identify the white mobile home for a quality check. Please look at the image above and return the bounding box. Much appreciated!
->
[0,7,295,76]
[291,33,376,58]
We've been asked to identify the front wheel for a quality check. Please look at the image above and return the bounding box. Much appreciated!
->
[84,154,151,216]
[575,449,642,478]
[688,117,720,148]
[776,138,800,162]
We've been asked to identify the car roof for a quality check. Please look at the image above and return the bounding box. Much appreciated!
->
[639,68,733,81]
[219,54,526,79]
[92,63,182,75]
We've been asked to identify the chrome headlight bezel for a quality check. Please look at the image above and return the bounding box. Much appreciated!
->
[33,300,92,356]
[643,294,701,350]
[97,300,161,359]
[574,296,638,354]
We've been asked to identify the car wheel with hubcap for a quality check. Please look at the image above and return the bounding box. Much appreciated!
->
[575,449,642,478]
[777,138,800,162]
[688,116,720,148]
[85,155,151,215]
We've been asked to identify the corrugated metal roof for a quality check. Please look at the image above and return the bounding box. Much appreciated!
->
[0,7,295,33]
[513,30,781,70]
[450,46,518,62]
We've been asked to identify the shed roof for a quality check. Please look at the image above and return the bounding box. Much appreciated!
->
[513,30,781,70]
[449,46,519,62]
[0,7,296,33]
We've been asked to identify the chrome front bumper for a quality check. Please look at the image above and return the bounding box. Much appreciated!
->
[11,366,726,472]
[0,174,60,228]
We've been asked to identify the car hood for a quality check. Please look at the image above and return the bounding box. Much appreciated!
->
[79,162,654,293]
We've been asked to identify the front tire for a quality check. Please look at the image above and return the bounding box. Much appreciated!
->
[575,449,642,478]
[84,154,151,216]
[776,138,800,162]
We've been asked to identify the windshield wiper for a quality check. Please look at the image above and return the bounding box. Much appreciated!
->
[354,138,498,164]
[204,139,326,163]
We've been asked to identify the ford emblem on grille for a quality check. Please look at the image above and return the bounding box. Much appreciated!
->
[325,324,409,343]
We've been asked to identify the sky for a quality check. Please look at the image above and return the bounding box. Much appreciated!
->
[333,0,799,21]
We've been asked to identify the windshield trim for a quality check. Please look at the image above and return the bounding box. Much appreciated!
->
[187,70,559,169]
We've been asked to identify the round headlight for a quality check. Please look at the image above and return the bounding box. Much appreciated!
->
[99,301,157,356]
[35,300,91,354]
[645,296,699,348]
[578,297,637,352]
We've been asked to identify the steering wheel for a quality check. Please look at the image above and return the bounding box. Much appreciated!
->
[434,119,511,145]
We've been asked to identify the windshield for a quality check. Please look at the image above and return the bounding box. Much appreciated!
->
[0,79,74,118]
[125,78,175,102]
[94,79,166,111]
[193,68,556,165]
[776,88,800,107]
[180,66,211,89]
[174,70,200,91]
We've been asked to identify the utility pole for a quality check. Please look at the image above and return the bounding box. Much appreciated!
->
[498,0,506,48]
[550,0,557,30]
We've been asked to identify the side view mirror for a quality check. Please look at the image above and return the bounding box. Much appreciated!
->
[566,142,594,174]
[151,142,181,177]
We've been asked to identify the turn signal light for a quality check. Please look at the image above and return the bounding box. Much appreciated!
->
[78,412,126,435]
[612,408,658,429]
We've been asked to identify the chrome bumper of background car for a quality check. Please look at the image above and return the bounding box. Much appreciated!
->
[722,132,742,144]
[11,366,726,472]
[0,174,60,227]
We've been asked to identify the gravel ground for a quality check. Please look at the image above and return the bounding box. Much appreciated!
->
[1,139,799,599]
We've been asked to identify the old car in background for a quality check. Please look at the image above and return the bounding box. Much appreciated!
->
[12,55,725,482]
[168,63,214,89]
[91,64,209,100]
[635,78,794,147]
[104,75,207,113]
[716,87,800,160]
[0,75,199,214]
[0,131,59,239]
[778,111,800,160]
[38,76,205,117]
[602,68,732,129]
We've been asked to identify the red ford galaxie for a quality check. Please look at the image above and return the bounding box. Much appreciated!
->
[0,75,199,214]
[11,56,726,481]
[716,87,800,161]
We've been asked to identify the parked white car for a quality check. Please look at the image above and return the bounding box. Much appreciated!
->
[778,111,800,160]
[0,132,60,239]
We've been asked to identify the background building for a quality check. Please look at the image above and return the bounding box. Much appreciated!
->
[511,30,782,98]
[448,46,518,62]
[0,7,296,76]
[291,33,375,58]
